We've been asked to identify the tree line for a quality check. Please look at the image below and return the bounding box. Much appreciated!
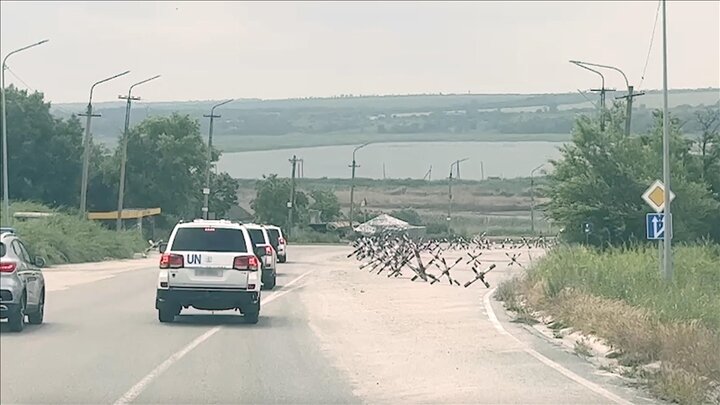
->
[0,86,239,229]
[545,103,720,245]
[53,91,719,141]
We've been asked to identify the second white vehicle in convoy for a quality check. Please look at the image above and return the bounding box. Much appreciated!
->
[155,219,269,324]
[242,223,278,289]
[264,225,288,263]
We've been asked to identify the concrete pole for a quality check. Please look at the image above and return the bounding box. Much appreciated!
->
[202,99,233,219]
[1,39,49,226]
[79,70,130,217]
[116,75,160,231]
[661,0,673,281]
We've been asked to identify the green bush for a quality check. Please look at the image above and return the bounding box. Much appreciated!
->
[8,202,146,265]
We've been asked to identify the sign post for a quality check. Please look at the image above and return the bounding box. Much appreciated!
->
[642,180,675,278]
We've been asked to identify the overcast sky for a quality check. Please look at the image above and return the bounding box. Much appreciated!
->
[1,1,718,103]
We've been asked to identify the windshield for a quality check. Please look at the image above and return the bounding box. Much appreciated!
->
[266,228,280,247]
[170,228,248,253]
[246,229,266,247]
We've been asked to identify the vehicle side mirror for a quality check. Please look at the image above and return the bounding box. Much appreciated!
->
[34,256,46,268]
[159,243,168,254]
[254,247,266,258]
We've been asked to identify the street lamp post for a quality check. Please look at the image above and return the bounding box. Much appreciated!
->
[569,60,644,136]
[202,99,233,219]
[530,164,545,234]
[1,39,49,226]
[116,75,161,231]
[447,158,469,234]
[569,60,615,132]
[79,70,131,217]
[349,142,371,231]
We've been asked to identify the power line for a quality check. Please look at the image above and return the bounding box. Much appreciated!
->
[5,66,74,117]
[5,66,35,92]
[639,0,662,89]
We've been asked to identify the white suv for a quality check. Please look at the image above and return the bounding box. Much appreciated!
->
[264,225,287,263]
[242,223,277,289]
[155,219,267,324]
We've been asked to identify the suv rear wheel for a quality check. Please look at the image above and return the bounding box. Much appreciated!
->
[8,296,26,332]
[27,291,45,325]
[244,302,260,324]
[158,305,179,323]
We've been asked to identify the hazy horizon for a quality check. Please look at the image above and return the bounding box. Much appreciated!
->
[2,1,718,104]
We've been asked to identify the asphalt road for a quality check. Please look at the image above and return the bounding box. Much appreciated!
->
[0,245,658,404]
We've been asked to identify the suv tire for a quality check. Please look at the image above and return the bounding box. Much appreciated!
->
[27,291,45,325]
[244,302,260,324]
[8,296,26,332]
[158,306,177,323]
[278,255,287,263]
[263,273,277,290]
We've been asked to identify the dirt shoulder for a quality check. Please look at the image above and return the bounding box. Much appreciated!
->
[296,245,647,404]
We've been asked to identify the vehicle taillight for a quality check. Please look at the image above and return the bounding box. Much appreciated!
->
[0,262,17,273]
[265,245,273,255]
[278,237,286,245]
[233,256,259,271]
[159,253,184,269]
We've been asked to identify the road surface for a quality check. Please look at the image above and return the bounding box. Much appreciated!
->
[1,245,658,404]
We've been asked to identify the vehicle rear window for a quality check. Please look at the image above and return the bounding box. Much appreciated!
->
[170,228,248,253]
[0,242,5,257]
[266,229,280,246]
[247,229,266,247]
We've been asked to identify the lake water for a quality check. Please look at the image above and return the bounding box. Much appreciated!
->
[218,141,566,180]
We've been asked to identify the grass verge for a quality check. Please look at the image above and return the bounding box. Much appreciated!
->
[496,244,720,404]
[7,201,146,265]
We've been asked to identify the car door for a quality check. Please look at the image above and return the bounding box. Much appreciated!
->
[12,240,39,307]
[18,240,43,306]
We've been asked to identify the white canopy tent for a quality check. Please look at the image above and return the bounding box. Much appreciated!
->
[354,214,425,237]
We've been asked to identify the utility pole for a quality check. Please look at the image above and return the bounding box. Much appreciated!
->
[349,142,370,230]
[1,39,49,226]
[447,168,453,233]
[202,99,233,219]
[530,164,545,234]
[618,85,637,136]
[423,165,432,181]
[116,75,161,231]
[570,60,644,136]
[661,0,672,281]
[297,158,304,178]
[288,155,298,235]
[383,163,386,180]
[447,158,469,234]
[480,161,484,181]
[79,70,130,217]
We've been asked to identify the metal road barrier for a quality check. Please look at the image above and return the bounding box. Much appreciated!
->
[348,233,557,289]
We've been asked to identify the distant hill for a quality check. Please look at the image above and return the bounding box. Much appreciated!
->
[50,88,719,151]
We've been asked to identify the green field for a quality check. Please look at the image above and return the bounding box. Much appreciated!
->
[235,177,552,236]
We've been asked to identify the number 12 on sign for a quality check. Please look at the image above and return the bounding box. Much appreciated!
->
[646,213,671,240]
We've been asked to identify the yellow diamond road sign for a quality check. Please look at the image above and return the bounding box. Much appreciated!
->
[642,180,676,213]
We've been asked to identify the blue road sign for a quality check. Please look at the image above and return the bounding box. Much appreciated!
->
[646,213,671,240]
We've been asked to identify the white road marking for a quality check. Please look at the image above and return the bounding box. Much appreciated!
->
[483,288,634,405]
[113,269,316,405]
